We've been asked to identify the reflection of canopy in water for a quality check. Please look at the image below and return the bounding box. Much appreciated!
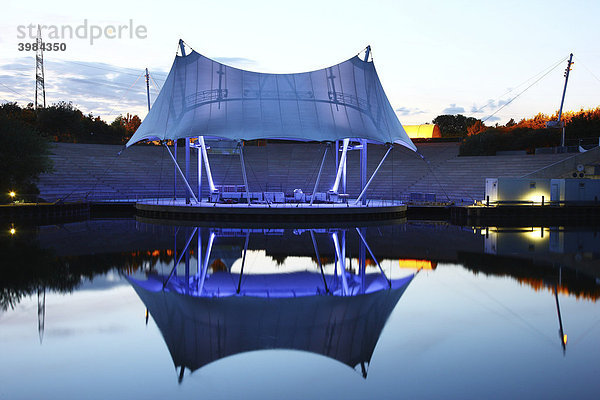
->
[128,274,413,376]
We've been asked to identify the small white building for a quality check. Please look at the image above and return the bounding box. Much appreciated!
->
[550,178,600,203]
[485,178,551,204]
[485,177,600,204]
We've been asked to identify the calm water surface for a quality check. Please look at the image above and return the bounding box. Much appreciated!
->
[1,219,599,399]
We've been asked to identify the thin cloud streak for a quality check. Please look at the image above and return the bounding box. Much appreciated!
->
[442,104,465,114]
[0,55,259,120]
[395,106,426,116]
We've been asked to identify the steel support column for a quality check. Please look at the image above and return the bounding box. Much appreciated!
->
[310,145,329,205]
[197,137,203,201]
[239,142,251,205]
[198,136,216,193]
[332,138,349,193]
[354,145,392,205]
[185,138,190,204]
[360,139,367,205]
[163,143,198,203]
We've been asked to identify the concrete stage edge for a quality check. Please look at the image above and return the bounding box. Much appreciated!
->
[136,199,407,223]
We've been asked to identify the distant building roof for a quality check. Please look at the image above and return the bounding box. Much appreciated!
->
[403,124,442,139]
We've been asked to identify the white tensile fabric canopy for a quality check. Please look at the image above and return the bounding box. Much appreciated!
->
[127,45,417,152]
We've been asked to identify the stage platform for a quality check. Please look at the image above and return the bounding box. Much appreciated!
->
[135,199,407,224]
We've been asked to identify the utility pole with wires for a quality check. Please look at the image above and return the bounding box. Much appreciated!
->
[35,25,46,110]
[558,53,574,147]
[546,53,574,146]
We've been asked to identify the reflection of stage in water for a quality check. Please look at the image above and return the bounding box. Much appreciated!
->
[126,225,416,381]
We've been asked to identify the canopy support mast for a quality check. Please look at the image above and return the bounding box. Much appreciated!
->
[359,48,371,205]
[335,140,339,170]
[343,149,347,194]
[179,40,192,204]
[360,139,367,205]
[198,136,216,193]
[173,141,177,199]
[310,144,329,205]
[185,138,190,204]
[197,137,202,200]
[239,141,251,205]
[179,39,215,197]
[163,142,198,203]
[331,138,349,193]
[354,145,392,205]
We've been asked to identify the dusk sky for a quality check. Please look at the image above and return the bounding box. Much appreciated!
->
[1,0,599,125]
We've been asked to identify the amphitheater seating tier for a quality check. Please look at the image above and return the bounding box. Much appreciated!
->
[37,142,575,203]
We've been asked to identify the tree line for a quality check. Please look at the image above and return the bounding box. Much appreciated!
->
[0,227,176,311]
[0,101,141,203]
[431,107,600,155]
[0,101,141,145]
